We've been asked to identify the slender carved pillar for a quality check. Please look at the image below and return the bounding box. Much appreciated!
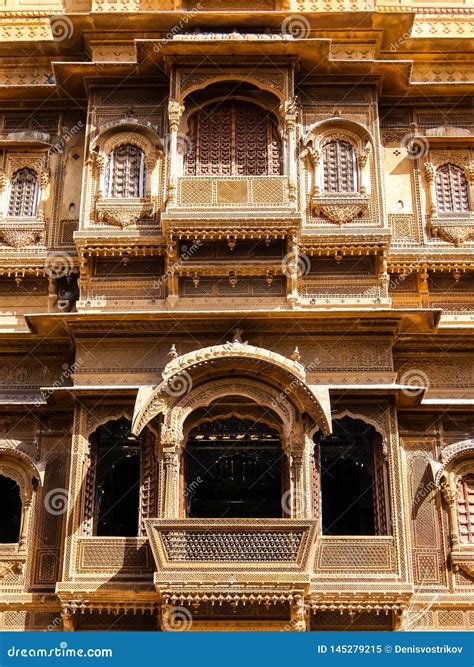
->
[441,476,460,550]
[290,596,308,631]
[279,96,299,205]
[290,453,304,518]
[167,100,185,206]
[162,449,180,518]
[286,234,299,306]
[61,604,77,632]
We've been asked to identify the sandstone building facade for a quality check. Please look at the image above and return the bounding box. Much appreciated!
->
[0,0,472,632]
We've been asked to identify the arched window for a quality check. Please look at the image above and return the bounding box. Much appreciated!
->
[435,164,470,213]
[0,474,22,543]
[92,418,141,536]
[105,144,145,198]
[8,168,39,217]
[185,101,282,176]
[319,417,390,536]
[185,417,283,518]
[456,474,474,543]
[322,140,357,193]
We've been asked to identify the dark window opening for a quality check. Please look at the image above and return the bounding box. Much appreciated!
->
[320,417,390,536]
[0,475,22,543]
[185,417,283,518]
[93,418,140,537]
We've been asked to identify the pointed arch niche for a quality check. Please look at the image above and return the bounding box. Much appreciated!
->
[132,342,331,520]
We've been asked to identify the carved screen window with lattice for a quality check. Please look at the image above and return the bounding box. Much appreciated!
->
[435,164,470,213]
[456,474,474,543]
[105,144,145,198]
[8,168,39,217]
[322,140,357,193]
[185,101,282,176]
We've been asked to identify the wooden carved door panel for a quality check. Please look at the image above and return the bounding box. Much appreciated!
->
[185,101,282,176]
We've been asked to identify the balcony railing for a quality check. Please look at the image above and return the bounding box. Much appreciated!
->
[314,536,397,575]
[145,519,318,585]
[174,176,291,209]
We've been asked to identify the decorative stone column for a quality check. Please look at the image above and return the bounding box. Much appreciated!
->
[162,449,180,518]
[167,99,185,206]
[290,595,308,631]
[286,234,299,307]
[165,239,179,308]
[441,476,460,550]
[61,604,77,632]
[290,453,304,518]
[279,96,299,205]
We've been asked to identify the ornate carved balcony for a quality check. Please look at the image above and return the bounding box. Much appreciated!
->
[428,214,474,246]
[95,198,157,228]
[145,519,318,589]
[311,193,370,225]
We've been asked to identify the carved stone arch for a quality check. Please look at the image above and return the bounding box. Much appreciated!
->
[0,448,42,500]
[91,121,164,154]
[183,409,285,443]
[161,378,296,453]
[433,438,474,487]
[179,73,287,104]
[332,409,387,442]
[131,343,331,437]
[304,117,374,148]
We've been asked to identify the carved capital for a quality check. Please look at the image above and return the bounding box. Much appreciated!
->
[168,100,185,132]
[424,161,435,183]
[279,96,298,129]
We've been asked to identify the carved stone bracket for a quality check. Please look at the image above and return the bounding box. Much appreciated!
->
[428,219,474,246]
[95,199,154,227]
[311,194,369,224]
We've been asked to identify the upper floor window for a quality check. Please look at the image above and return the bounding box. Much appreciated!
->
[319,417,390,536]
[8,168,39,217]
[0,474,22,543]
[322,140,357,193]
[105,143,145,198]
[435,163,470,213]
[185,100,282,177]
[456,474,474,543]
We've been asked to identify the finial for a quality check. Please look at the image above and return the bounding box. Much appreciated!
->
[168,344,178,359]
[291,346,301,362]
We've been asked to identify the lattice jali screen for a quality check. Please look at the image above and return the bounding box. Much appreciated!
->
[300,277,386,303]
[389,214,418,243]
[312,611,392,631]
[75,538,153,577]
[161,530,304,562]
[315,537,396,573]
[176,177,289,208]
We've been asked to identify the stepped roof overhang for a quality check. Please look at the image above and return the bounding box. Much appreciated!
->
[0,11,471,98]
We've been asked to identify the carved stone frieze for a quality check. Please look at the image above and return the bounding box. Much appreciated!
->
[429,220,474,246]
